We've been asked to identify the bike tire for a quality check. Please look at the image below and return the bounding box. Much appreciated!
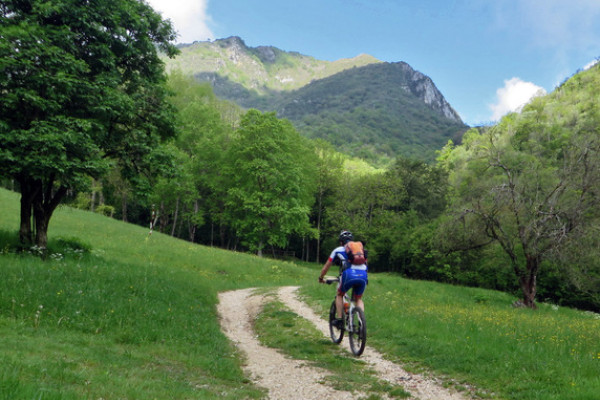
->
[349,307,366,356]
[329,300,344,344]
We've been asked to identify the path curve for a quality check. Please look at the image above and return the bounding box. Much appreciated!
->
[217,286,472,400]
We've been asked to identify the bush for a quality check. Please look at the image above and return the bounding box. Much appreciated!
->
[95,204,115,217]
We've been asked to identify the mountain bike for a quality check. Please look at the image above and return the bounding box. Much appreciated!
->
[324,276,367,356]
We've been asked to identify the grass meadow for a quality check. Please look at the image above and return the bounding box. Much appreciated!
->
[1,187,599,399]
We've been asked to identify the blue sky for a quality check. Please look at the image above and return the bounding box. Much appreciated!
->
[147,0,600,126]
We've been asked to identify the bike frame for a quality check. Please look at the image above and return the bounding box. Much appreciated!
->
[325,275,367,356]
[343,293,356,330]
[326,277,357,332]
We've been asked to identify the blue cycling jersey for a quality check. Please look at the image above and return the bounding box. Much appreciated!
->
[328,246,348,267]
[328,245,368,296]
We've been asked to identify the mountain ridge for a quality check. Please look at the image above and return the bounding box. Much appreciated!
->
[168,36,382,92]
[165,37,468,163]
[276,62,462,123]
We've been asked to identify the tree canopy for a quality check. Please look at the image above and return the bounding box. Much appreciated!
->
[224,110,318,255]
[439,65,600,308]
[0,0,178,248]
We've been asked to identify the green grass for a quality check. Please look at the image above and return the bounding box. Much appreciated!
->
[254,297,410,398]
[0,188,313,399]
[301,278,600,400]
[2,186,600,399]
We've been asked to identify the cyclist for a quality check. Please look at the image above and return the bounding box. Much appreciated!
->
[319,230,368,328]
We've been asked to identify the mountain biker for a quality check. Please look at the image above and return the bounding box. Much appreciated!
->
[318,230,368,328]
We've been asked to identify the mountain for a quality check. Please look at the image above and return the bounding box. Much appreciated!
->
[272,62,466,163]
[165,37,468,164]
[166,36,380,93]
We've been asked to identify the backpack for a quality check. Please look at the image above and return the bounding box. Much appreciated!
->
[344,241,366,265]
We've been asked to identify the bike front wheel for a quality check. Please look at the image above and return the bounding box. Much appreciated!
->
[348,307,366,356]
[329,300,344,344]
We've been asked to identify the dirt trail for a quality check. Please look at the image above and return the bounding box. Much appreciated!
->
[217,286,471,400]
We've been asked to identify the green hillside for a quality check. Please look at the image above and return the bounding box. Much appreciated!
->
[164,38,467,165]
[165,36,381,93]
[2,187,600,400]
[437,62,600,311]
[274,62,468,163]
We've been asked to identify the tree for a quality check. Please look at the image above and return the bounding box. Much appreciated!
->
[224,110,317,256]
[441,103,600,308]
[369,157,447,273]
[0,0,178,249]
[323,168,402,267]
[149,144,195,236]
[311,139,344,262]
[164,72,238,246]
[386,157,448,219]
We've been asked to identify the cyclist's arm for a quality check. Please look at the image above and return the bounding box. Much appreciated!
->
[319,259,333,282]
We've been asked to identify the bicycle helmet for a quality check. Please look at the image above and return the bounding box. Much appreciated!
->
[339,230,353,244]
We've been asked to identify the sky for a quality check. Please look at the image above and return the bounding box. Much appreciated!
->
[146,0,600,127]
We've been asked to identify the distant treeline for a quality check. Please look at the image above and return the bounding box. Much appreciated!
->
[3,68,599,312]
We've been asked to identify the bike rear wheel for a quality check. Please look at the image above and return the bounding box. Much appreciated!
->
[348,307,366,356]
[329,300,344,344]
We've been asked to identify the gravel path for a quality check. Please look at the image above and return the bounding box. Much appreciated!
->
[217,286,472,400]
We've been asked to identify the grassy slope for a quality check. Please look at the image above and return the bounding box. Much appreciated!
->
[166,40,381,93]
[1,187,599,400]
[0,188,316,399]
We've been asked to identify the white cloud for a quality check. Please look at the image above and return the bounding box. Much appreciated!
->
[489,78,546,121]
[146,0,214,44]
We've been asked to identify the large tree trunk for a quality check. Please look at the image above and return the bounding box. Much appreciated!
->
[33,207,49,250]
[19,196,33,245]
[519,255,540,309]
[18,177,37,245]
[31,178,67,250]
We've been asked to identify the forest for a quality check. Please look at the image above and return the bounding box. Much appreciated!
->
[1,1,599,312]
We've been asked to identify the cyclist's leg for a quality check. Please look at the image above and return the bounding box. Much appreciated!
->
[338,270,357,318]
[354,295,365,312]
[350,271,368,311]
[335,279,345,319]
